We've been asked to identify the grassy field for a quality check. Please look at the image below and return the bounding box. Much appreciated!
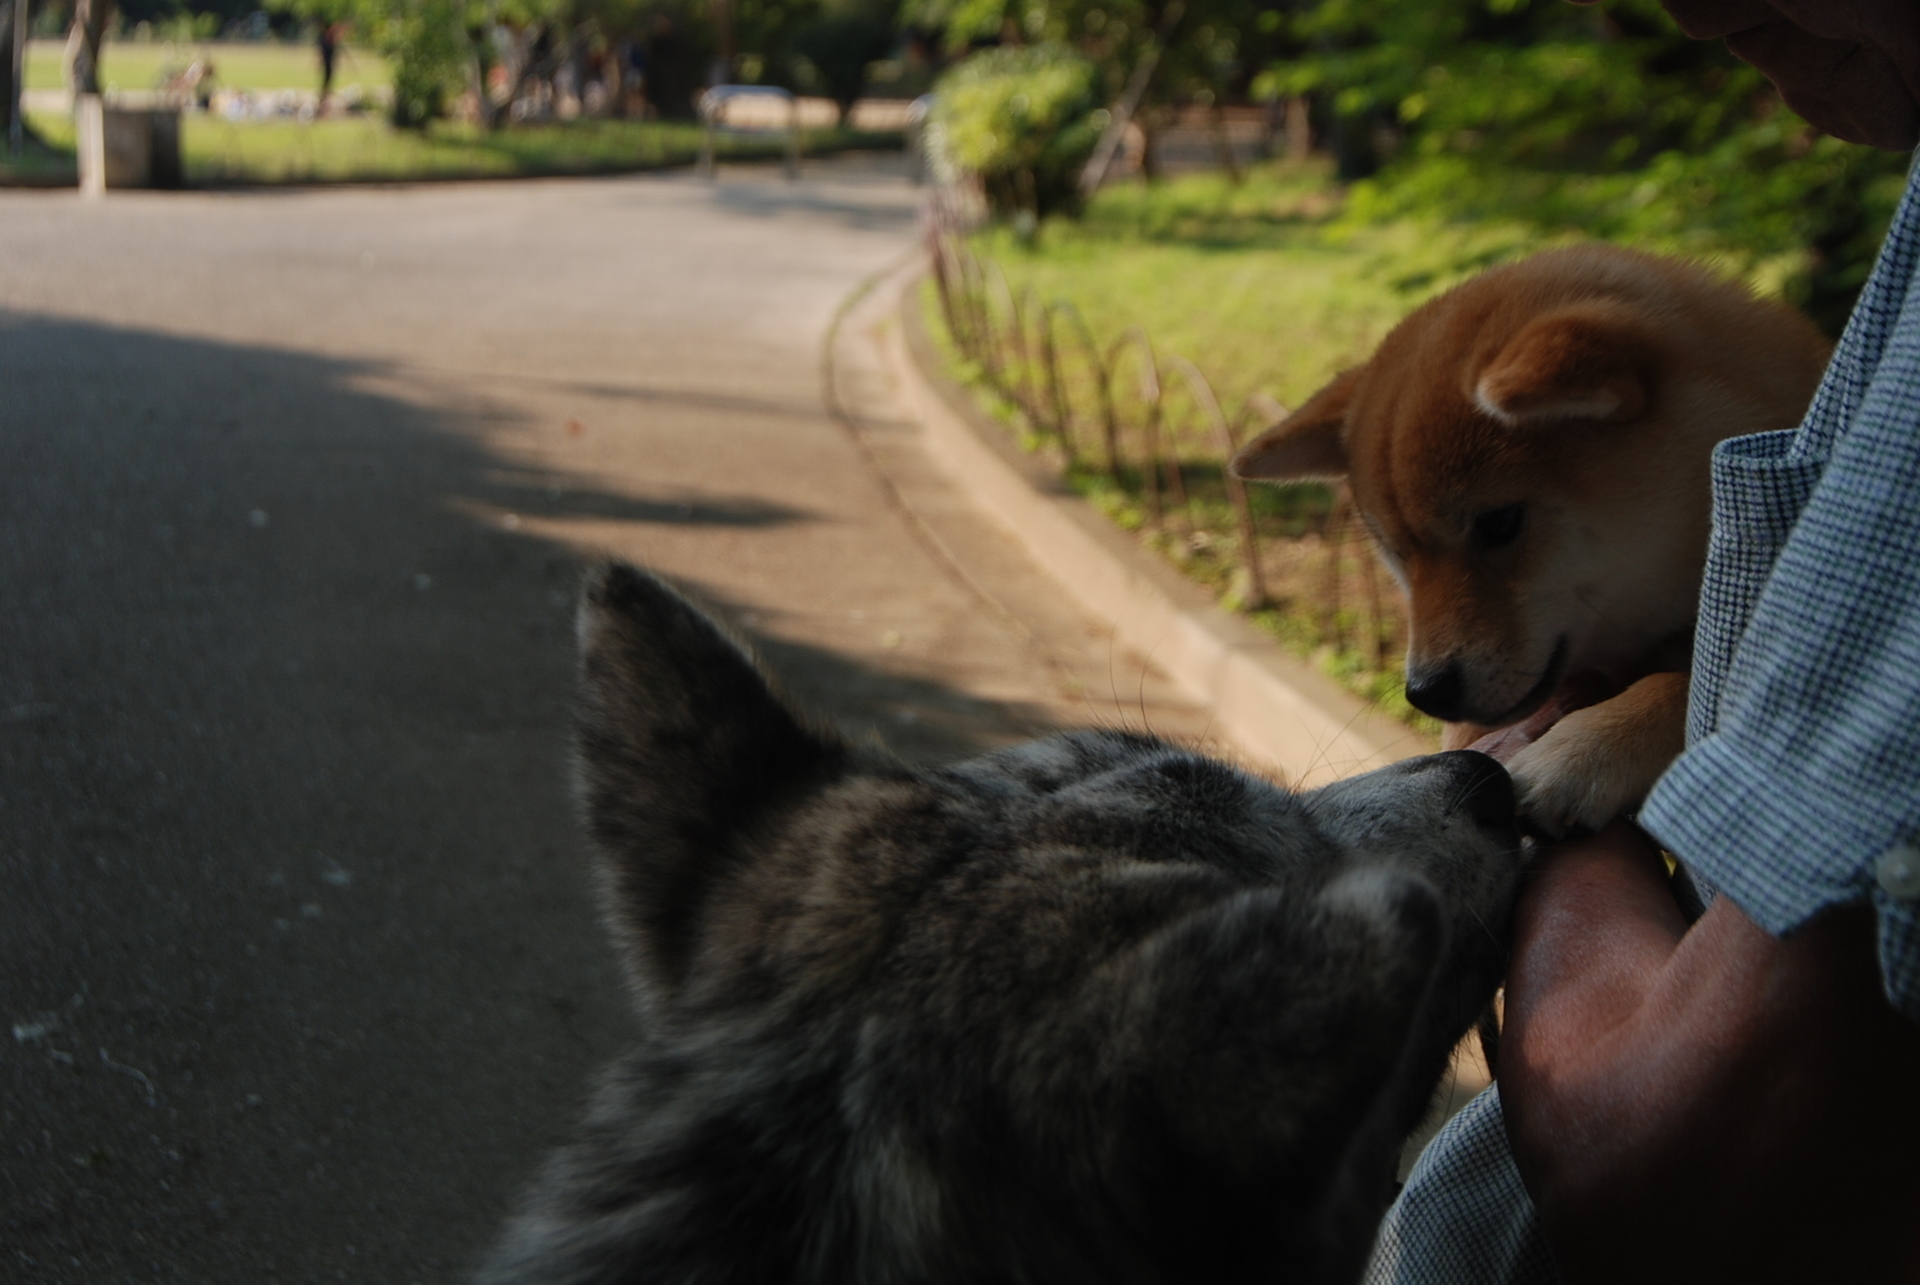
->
[13,109,895,185]
[23,38,388,94]
[972,161,1571,414]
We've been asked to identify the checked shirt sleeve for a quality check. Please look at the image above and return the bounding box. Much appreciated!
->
[1641,161,1920,1022]
[1364,1087,1559,1285]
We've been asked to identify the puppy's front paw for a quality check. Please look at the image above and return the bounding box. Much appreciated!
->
[1506,707,1660,838]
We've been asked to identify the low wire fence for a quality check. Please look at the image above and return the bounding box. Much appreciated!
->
[924,215,1414,701]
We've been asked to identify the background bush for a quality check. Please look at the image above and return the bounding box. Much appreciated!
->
[378,0,468,128]
[930,44,1104,220]
[791,8,898,121]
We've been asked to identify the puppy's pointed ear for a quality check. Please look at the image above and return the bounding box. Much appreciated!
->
[1473,303,1655,427]
[575,564,847,994]
[1229,369,1360,481]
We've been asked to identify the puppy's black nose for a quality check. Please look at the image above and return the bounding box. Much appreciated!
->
[1438,750,1515,829]
[1405,662,1465,720]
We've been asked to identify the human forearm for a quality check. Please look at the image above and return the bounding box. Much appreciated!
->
[1501,831,1920,1282]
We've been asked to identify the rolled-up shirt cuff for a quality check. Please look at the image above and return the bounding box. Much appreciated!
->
[1643,733,1920,1021]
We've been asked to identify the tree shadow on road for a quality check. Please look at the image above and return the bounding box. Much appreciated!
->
[0,309,1055,1284]
[474,465,818,528]
[695,162,923,235]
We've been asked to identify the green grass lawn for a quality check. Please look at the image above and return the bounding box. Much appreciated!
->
[972,160,1574,414]
[13,109,895,185]
[24,38,389,94]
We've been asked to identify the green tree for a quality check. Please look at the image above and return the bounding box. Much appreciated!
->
[789,0,895,123]
[931,42,1103,218]
[1259,0,1906,328]
[377,0,470,125]
[276,0,576,127]
[906,0,1275,185]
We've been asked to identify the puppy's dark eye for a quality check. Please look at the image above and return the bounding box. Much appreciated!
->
[1471,504,1525,549]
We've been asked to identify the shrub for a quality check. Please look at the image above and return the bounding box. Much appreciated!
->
[381,0,468,128]
[930,44,1104,221]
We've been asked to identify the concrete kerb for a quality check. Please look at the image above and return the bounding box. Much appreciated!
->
[884,270,1437,784]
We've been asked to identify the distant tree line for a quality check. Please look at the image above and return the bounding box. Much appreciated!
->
[1258,0,1906,329]
[921,0,1903,328]
[265,0,911,127]
[11,0,1898,319]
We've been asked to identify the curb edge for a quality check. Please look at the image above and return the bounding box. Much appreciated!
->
[885,273,1436,782]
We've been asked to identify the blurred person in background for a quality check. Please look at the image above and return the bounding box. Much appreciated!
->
[318,20,342,115]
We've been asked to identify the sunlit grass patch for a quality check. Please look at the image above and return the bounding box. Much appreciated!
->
[918,251,1441,735]
[23,38,389,95]
[972,161,1565,413]
[13,109,895,187]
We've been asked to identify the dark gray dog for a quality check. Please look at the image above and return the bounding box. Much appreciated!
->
[479,564,1520,1285]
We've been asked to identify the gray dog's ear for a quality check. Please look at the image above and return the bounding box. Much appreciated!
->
[575,564,848,996]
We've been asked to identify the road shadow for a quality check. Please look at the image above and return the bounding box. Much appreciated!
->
[695,156,923,234]
[481,370,833,425]
[476,464,818,528]
[0,309,1055,1282]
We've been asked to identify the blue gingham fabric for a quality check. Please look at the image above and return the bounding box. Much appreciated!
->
[1366,1086,1556,1283]
[1639,158,1920,1015]
[1364,152,1920,1285]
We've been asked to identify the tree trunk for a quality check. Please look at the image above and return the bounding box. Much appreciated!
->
[486,24,546,130]
[1331,107,1378,180]
[1285,95,1311,160]
[3,0,21,151]
[1077,0,1183,195]
[1210,100,1241,185]
[64,0,111,95]
[456,21,493,124]
[605,47,625,119]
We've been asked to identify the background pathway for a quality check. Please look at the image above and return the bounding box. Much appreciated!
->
[0,156,1214,1282]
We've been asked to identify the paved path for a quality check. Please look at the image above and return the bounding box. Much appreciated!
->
[0,156,1212,1282]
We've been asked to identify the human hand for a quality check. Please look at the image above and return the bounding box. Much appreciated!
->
[1499,822,1920,1282]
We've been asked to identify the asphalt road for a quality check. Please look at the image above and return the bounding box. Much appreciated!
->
[0,155,1215,1283]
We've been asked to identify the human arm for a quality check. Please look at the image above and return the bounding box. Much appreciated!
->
[1499,821,1920,1284]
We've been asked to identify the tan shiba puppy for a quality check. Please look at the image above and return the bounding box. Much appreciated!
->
[1232,245,1830,835]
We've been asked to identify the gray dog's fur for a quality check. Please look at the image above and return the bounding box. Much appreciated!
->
[478,563,1520,1285]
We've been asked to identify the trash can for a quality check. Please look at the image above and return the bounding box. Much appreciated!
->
[76,95,184,195]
